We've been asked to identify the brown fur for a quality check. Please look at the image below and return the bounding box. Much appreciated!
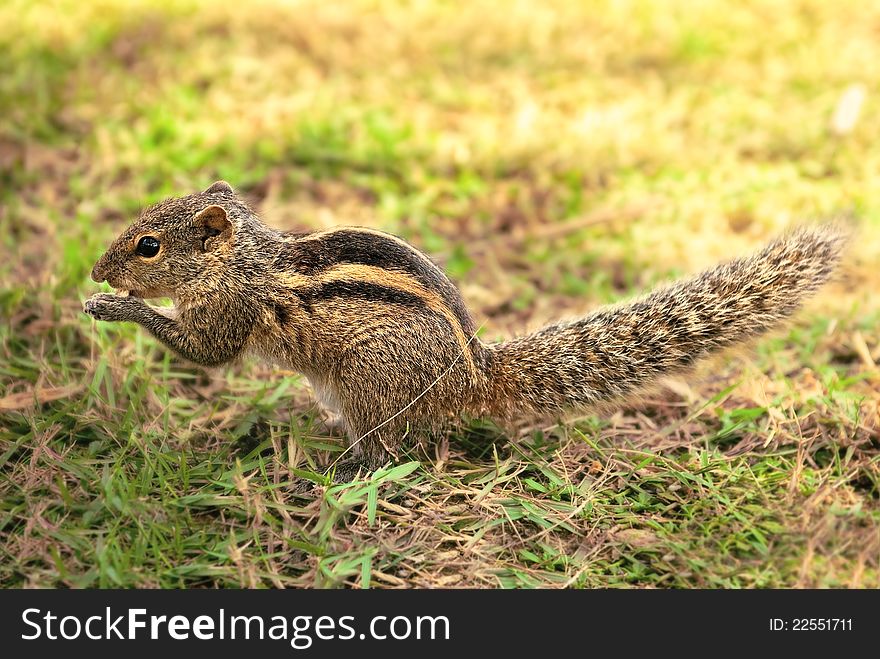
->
[84,181,849,480]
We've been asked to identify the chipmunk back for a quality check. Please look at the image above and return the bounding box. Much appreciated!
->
[84,181,849,480]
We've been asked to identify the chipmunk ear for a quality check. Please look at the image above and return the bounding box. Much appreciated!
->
[193,204,233,251]
[203,180,233,195]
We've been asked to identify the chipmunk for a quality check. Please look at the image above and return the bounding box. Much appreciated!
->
[84,181,848,481]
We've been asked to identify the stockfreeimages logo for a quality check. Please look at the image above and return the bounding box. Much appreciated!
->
[21,608,450,649]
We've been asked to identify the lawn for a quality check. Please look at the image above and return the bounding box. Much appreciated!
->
[1,0,878,588]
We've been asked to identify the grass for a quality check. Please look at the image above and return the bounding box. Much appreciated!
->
[1,0,878,588]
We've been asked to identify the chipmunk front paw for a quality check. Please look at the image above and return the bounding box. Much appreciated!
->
[83,293,143,322]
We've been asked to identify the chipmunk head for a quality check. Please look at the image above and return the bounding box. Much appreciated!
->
[90,181,246,302]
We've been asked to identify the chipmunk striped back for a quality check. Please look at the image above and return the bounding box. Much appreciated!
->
[262,226,490,377]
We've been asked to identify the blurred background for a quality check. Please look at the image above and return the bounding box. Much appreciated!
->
[4,0,878,324]
[1,0,878,588]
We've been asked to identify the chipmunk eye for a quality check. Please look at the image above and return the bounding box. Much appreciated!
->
[135,236,160,258]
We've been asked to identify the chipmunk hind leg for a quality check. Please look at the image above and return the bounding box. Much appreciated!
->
[329,422,408,482]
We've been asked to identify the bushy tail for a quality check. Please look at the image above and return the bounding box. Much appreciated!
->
[486,225,849,418]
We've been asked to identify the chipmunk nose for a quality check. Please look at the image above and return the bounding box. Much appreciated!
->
[91,255,108,283]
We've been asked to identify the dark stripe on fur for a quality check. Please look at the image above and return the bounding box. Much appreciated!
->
[281,230,475,334]
[295,280,427,312]
[273,303,290,326]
